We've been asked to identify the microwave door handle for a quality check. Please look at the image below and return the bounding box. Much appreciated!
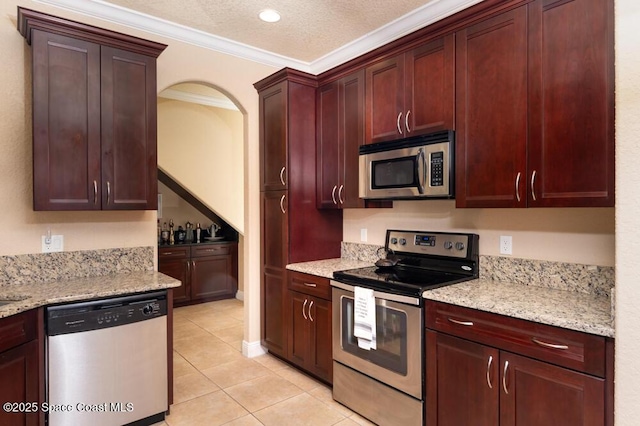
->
[416,148,426,194]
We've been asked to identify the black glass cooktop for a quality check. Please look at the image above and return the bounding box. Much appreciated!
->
[333,265,473,298]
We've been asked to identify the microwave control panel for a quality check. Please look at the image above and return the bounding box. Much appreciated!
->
[430,152,444,187]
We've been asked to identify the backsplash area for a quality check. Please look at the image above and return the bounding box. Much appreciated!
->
[0,247,154,286]
[341,242,614,298]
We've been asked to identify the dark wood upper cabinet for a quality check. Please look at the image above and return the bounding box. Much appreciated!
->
[365,34,455,144]
[317,70,367,209]
[18,7,166,211]
[259,81,288,192]
[527,0,614,207]
[455,6,528,208]
[456,0,614,208]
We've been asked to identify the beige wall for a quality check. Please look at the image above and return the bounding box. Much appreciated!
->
[158,182,211,227]
[344,202,615,266]
[615,0,639,423]
[158,98,244,233]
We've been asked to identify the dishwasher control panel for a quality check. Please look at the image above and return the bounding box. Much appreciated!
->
[46,291,167,336]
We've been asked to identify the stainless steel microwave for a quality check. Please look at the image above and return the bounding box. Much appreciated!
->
[359,130,454,200]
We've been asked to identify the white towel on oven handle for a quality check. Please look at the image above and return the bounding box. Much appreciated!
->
[353,286,376,350]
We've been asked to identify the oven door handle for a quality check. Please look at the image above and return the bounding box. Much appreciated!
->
[330,280,421,306]
[415,148,426,195]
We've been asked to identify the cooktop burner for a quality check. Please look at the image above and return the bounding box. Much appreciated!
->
[332,230,480,298]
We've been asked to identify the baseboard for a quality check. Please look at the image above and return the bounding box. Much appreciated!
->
[242,340,267,358]
[235,290,244,301]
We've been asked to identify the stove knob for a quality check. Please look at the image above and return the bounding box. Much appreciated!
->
[399,238,406,246]
[455,242,465,251]
[390,238,398,245]
[444,241,453,250]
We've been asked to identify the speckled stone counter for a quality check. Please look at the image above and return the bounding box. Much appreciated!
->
[423,279,614,337]
[0,271,181,319]
[286,258,372,279]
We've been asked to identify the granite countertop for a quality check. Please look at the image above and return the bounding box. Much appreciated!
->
[286,258,373,279]
[424,279,614,338]
[0,271,181,320]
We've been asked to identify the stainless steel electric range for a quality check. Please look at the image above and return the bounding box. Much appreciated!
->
[331,229,479,426]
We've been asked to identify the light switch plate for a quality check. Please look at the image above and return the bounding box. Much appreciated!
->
[360,228,368,242]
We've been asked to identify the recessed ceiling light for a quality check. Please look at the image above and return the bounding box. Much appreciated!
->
[259,9,281,23]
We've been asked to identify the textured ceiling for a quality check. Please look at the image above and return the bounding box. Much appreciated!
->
[104,0,437,62]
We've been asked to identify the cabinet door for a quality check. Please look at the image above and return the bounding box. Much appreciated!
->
[316,81,341,209]
[365,55,405,143]
[261,190,289,357]
[455,7,528,208]
[308,297,332,383]
[426,331,499,426]
[101,46,158,210]
[405,34,455,136]
[0,340,39,426]
[260,81,288,191]
[191,255,233,300]
[527,0,614,207]
[31,30,101,211]
[158,257,190,305]
[341,70,366,208]
[288,291,311,367]
[500,352,605,426]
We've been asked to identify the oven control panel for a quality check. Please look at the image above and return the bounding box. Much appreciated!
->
[386,230,475,259]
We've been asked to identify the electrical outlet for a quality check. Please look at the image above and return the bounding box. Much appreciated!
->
[500,235,512,255]
[42,235,64,253]
[360,228,368,242]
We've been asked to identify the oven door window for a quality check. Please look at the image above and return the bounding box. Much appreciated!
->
[341,296,408,375]
[371,156,417,190]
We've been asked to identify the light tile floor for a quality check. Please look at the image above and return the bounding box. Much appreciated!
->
[154,299,374,426]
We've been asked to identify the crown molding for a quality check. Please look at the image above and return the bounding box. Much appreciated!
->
[34,0,482,75]
[159,89,239,111]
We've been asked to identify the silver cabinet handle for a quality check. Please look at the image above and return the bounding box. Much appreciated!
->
[279,166,286,186]
[486,355,493,389]
[405,110,411,133]
[308,300,314,322]
[502,360,509,394]
[280,194,286,214]
[515,172,521,202]
[531,337,569,350]
[304,283,317,288]
[302,299,308,320]
[93,180,98,204]
[396,112,403,134]
[106,181,111,204]
[162,252,174,256]
[531,170,537,201]
[448,317,474,326]
[338,185,344,204]
[331,185,338,205]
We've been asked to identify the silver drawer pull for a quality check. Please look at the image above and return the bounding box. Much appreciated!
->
[331,185,338,204]
[515,172,521,202]
[486,355,493,389]
[448,317,474,326]
[308,300,314,322]
[162,252,173,256]
[502,361,509,394]
[280,166,286,186]
[531,337,569,350]
[303,283,317,288]
[302,299,308,320]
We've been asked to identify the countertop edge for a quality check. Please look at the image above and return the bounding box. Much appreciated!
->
[0,271,181,320]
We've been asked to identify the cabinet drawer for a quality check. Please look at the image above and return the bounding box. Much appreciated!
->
[425,300,606,377]
[0,310,37,354]
[158,246,190,260]
[288,271,331,300]
[191,244,230,258]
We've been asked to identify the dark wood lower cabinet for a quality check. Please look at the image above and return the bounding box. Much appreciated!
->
[426,301,611,426]
[158,243,238,307]
[0,311,39,426]
[286,272,333,384]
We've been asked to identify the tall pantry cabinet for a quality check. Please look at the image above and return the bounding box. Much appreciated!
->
[255,69,342,358]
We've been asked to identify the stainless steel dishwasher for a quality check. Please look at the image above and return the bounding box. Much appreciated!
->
[46,291,168,426]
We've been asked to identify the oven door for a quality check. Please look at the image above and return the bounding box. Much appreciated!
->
[331,283,423,399]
